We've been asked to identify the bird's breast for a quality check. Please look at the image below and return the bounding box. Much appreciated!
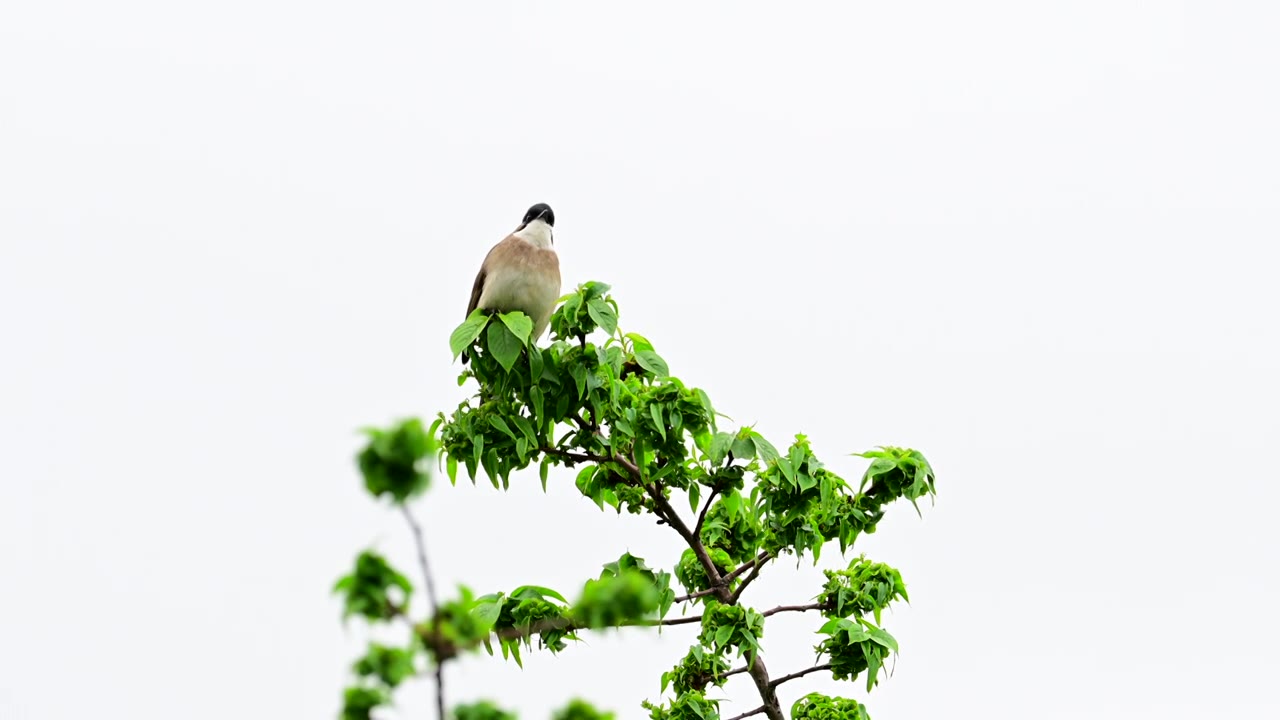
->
[478,246,560,314]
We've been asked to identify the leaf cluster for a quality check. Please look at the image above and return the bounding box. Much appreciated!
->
[358,418,438,502]
[641,691,720,720]
[352,643,417,689]
[660,646,731,696]
[674,547,734,595]
[333,551,412,621]
[453,701,519,720]
[790,693,872,720]
[817,556,908,625]
[552,699,617,720]
[815,617,898,691]
[698,603,765,659]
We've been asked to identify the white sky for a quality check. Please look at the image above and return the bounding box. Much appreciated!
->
[2,1,1278,718]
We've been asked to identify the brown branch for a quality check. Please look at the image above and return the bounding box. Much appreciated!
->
[540,446,610,466]
[659,614,703,626]
[745,656,783,719]
[724,551,772,585]
[399,506,440,616]
[694,487,722,537]
[726,706,767,720]
[729,553,773,603]
[768,663,833,689]
[432,665,444,719]
[761,602,824,618]
[646,480,729,594]
[399,505,444,720]
[719,665,750,680]
[673,587,719,604]
[565,408,786,719]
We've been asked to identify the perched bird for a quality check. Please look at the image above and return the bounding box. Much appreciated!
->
[466,202,562,342]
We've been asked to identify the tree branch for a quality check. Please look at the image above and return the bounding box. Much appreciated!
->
[745,655,784,720]
[761,602,824,618]
[729,552,772,603]
[399,504,443,720]
[566,408,784,719]
[723,551,772,585]
[659,614,703,626]
[540,446,610,466]
[400,506,439,615]
[673,587,719,604]
[726,707,767,720]
[694,486,722,537]
[768,663,832,689]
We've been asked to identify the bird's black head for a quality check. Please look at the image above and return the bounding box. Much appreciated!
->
[522,203,555,227]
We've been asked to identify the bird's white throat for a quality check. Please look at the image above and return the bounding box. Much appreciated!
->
[514,218,554,249]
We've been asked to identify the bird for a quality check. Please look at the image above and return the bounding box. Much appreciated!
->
[466,202,562,344]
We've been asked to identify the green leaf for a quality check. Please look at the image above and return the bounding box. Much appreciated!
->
[512,585,569,604]
[635,349,669,377]
[709,432,734,465]
[650,403,667,441]
[587,298,618,336]
[449,311,489,359]
[530,386,545,425]
[529,344,545,383]
[489,416,517,442]
[472,594,505,626]
[731,433,755,461]
[472,434,485,478]
[625,332,654,353]
[776,456,797,486]
[714,625,733,647]
[865,625,898,652]
[723,491,740,518]
[750,432,781,465]
[539,457,550,492]
[488,322,523,373]
[789,444,806,474]
[581,281,612,300]
[511,415,537,445]
[688,483,701,514]
[499,311,533,345]
[695,388,717,431]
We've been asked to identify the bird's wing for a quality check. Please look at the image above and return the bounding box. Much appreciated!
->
[466,264,487,317]
[467,237,511,315]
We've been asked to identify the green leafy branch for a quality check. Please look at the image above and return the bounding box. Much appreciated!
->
[335,282,937,720]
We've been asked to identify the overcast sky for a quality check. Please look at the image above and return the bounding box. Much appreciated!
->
[2,2,1278,719]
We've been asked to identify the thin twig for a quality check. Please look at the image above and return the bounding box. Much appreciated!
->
[540,446,610,466]
[723,551,772,585]
[659,614,703,626]
[432,665,444,718]
[768,663,832,689]
[726,707,767,720]
[400,506,440,615]
[719,665,750,680]
[761,603,824,618]
[673,587,719,604]
[729,553,772,603]
[694,487,722,537]
[399,505,443,720]
[573,410,596,431]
